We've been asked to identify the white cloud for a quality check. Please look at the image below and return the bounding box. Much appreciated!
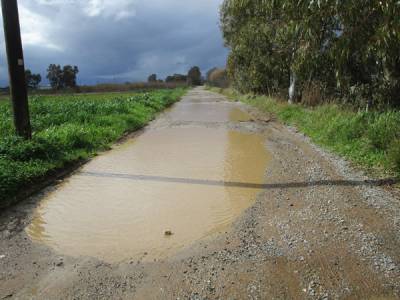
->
[84,0,136,20]
[11,0,136,52]
[19,4,63,51]
[34,0,136,21]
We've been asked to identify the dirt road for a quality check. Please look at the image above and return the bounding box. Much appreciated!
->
[1,87,399,299]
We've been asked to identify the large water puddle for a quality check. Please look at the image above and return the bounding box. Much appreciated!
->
[165,102,253,123]
[27,126,270,262]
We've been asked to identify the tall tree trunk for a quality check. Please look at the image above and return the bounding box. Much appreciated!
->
[288,70,297,104]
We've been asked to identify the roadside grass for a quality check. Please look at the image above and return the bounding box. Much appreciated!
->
[0,89,187,207]
[0,82,188,99]
[208,87,400,178]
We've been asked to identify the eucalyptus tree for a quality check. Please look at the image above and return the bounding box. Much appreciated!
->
[46,64,63,90]
[220,0,400,107]
[329,0,400,106]
[25,69,41,89]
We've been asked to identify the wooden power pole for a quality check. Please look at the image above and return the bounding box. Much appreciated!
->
[1,0,31,139]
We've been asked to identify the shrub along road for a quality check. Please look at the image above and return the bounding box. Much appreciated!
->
[0,87,399,299]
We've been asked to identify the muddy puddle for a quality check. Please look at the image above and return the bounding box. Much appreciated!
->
[165,102,253,123]
[26,106,270,263]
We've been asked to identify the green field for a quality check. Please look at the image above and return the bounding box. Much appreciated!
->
[209,87,400,179]
[0,89,187,208]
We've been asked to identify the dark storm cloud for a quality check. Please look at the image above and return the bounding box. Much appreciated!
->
[0,0,228,85]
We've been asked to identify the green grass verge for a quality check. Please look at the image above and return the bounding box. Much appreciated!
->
[0,89,187,207]
[209,87,400,178]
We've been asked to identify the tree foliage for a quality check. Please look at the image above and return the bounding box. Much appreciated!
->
[63,65,79,88]
[207,68,229,88]
[165,74,187,83]
[220,0,400,107]
[25,69,41,89]
[206,67,218,82]
[148,74,157,82]
[187,66,202,86]
[46,64,63,90]
[46,64,79,89]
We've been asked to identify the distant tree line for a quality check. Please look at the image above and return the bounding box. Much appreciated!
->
[24,64,204,92]
[148,66,203,86]
[220,0,400,108]
[165,74,187,83]
[23,64,79,90]
[147,74,163,83]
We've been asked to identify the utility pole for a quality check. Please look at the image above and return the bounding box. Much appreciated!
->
[1,0,31,139]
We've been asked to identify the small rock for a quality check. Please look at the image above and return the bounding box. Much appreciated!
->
[0,255,5,259]
[321,294,329,300]
[164,230,173,236]
[56,261,64,267]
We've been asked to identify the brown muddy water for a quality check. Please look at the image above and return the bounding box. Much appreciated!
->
[26,100,271,263]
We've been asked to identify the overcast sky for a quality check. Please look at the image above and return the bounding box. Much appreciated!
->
[0,0,228,86]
